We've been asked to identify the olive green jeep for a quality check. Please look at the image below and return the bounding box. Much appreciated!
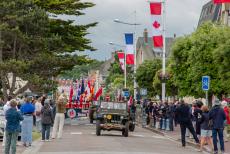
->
[96,101,129,137]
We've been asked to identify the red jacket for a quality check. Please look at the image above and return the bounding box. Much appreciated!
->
[224,106,230,125]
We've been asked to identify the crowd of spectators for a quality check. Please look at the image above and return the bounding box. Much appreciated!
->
[142,98,230,154]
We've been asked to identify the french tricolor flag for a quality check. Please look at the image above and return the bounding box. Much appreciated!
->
[125,33,134,65]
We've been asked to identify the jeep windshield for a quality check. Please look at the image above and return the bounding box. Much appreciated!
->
[100,102,126,110]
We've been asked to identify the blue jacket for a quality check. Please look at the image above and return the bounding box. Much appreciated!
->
[5,108,24,132]
[20,102,35,114]
[209,105,226,129]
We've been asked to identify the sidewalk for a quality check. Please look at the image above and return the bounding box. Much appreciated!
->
[143,125,230,153]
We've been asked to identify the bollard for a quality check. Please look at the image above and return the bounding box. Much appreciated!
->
[166,119,170,131]
[162,118,166,130]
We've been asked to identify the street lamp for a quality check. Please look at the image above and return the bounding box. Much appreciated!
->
[109,42,127,88]
[113,15,141,101]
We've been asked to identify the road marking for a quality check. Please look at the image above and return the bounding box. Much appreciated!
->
[85,124,94,126]
[70,132,82,135]
[151,135,166,139]
[131,134,144,137]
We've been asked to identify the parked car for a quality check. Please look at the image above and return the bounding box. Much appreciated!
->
[0,110,5,141]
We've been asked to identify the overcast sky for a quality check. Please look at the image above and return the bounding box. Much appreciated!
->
[67,0,211,60]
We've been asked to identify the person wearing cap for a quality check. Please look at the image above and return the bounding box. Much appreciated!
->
[51,94,67,139]
[41,99,54,141]
[4,99,23,154]
[209,99,226,154]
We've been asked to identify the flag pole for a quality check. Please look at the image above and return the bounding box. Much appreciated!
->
[162,0,166,102]
[124,50,127,88]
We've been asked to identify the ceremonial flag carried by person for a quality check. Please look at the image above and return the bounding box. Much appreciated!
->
[80,79,85,94]
[125,33,134,65]
[85,80,91,100]
[128,95,133,106]
[213,0,230,3]
[69,86,74,103]
[117,52,125,70]
[150,2,163,48]
[94,87,103,101]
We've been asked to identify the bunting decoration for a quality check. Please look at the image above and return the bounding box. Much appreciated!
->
[150,2,163,48]
[125,33,134,65]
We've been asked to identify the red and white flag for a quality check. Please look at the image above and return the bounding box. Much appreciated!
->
[213,0,230,3]
[117,52,125,70]
[150,2,163,48]
[94,87,103,101]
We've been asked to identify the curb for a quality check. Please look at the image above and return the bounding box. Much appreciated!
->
[140,125,211,153]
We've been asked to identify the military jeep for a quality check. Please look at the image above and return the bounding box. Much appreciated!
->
[96,101,129,137]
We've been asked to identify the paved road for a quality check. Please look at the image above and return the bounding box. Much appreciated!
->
[21,120,208,154]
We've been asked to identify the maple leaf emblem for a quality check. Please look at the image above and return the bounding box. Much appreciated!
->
[153,21,160,29]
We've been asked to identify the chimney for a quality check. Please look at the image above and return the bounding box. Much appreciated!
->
[143,28,148,43]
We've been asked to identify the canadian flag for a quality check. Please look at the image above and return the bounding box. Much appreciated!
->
[213,0,230,3]
[150,2,163,48]
[117,52,125,71]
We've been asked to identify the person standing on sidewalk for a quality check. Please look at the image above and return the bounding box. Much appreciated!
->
[2,96,12,146]
[4,99,23,154]
[209,99,226,154]
[35,98,43,132]
[52,94,67,139]
[41,99,54,141]
[221,100,230,142]
[20,97,35,147]
[193,101,203,137]
[175,100,200,147]
[198,105,213,152]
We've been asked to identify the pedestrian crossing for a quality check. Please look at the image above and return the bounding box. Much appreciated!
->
[70,131,167,139]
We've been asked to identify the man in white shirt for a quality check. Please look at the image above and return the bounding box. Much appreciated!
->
[2,96,12,146]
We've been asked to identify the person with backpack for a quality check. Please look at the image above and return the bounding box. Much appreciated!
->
[209,99,226,154]
[198,105,213,152]
[41,99,54,141]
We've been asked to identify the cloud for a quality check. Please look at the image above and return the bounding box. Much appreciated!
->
[70,0,211,60]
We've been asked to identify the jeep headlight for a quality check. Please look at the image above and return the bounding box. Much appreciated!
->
[107,115,112,120]
[120,116,124,119]
[103,115,107,118]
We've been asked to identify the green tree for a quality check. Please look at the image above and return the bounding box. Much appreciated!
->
[0,0,96,99]
[136,59,161,97]
[169,23,230,105]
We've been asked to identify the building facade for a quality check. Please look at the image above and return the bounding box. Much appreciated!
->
[136,29,175,68]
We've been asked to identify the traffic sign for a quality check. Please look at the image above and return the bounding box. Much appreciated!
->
[140,88,147,96]
[202,76,210,91]
[122,91,130,97]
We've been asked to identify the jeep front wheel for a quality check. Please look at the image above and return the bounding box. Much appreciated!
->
[96,120,101,136]
[123,122,129,137]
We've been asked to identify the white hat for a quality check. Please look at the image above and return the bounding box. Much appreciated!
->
[221,101,228,107]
